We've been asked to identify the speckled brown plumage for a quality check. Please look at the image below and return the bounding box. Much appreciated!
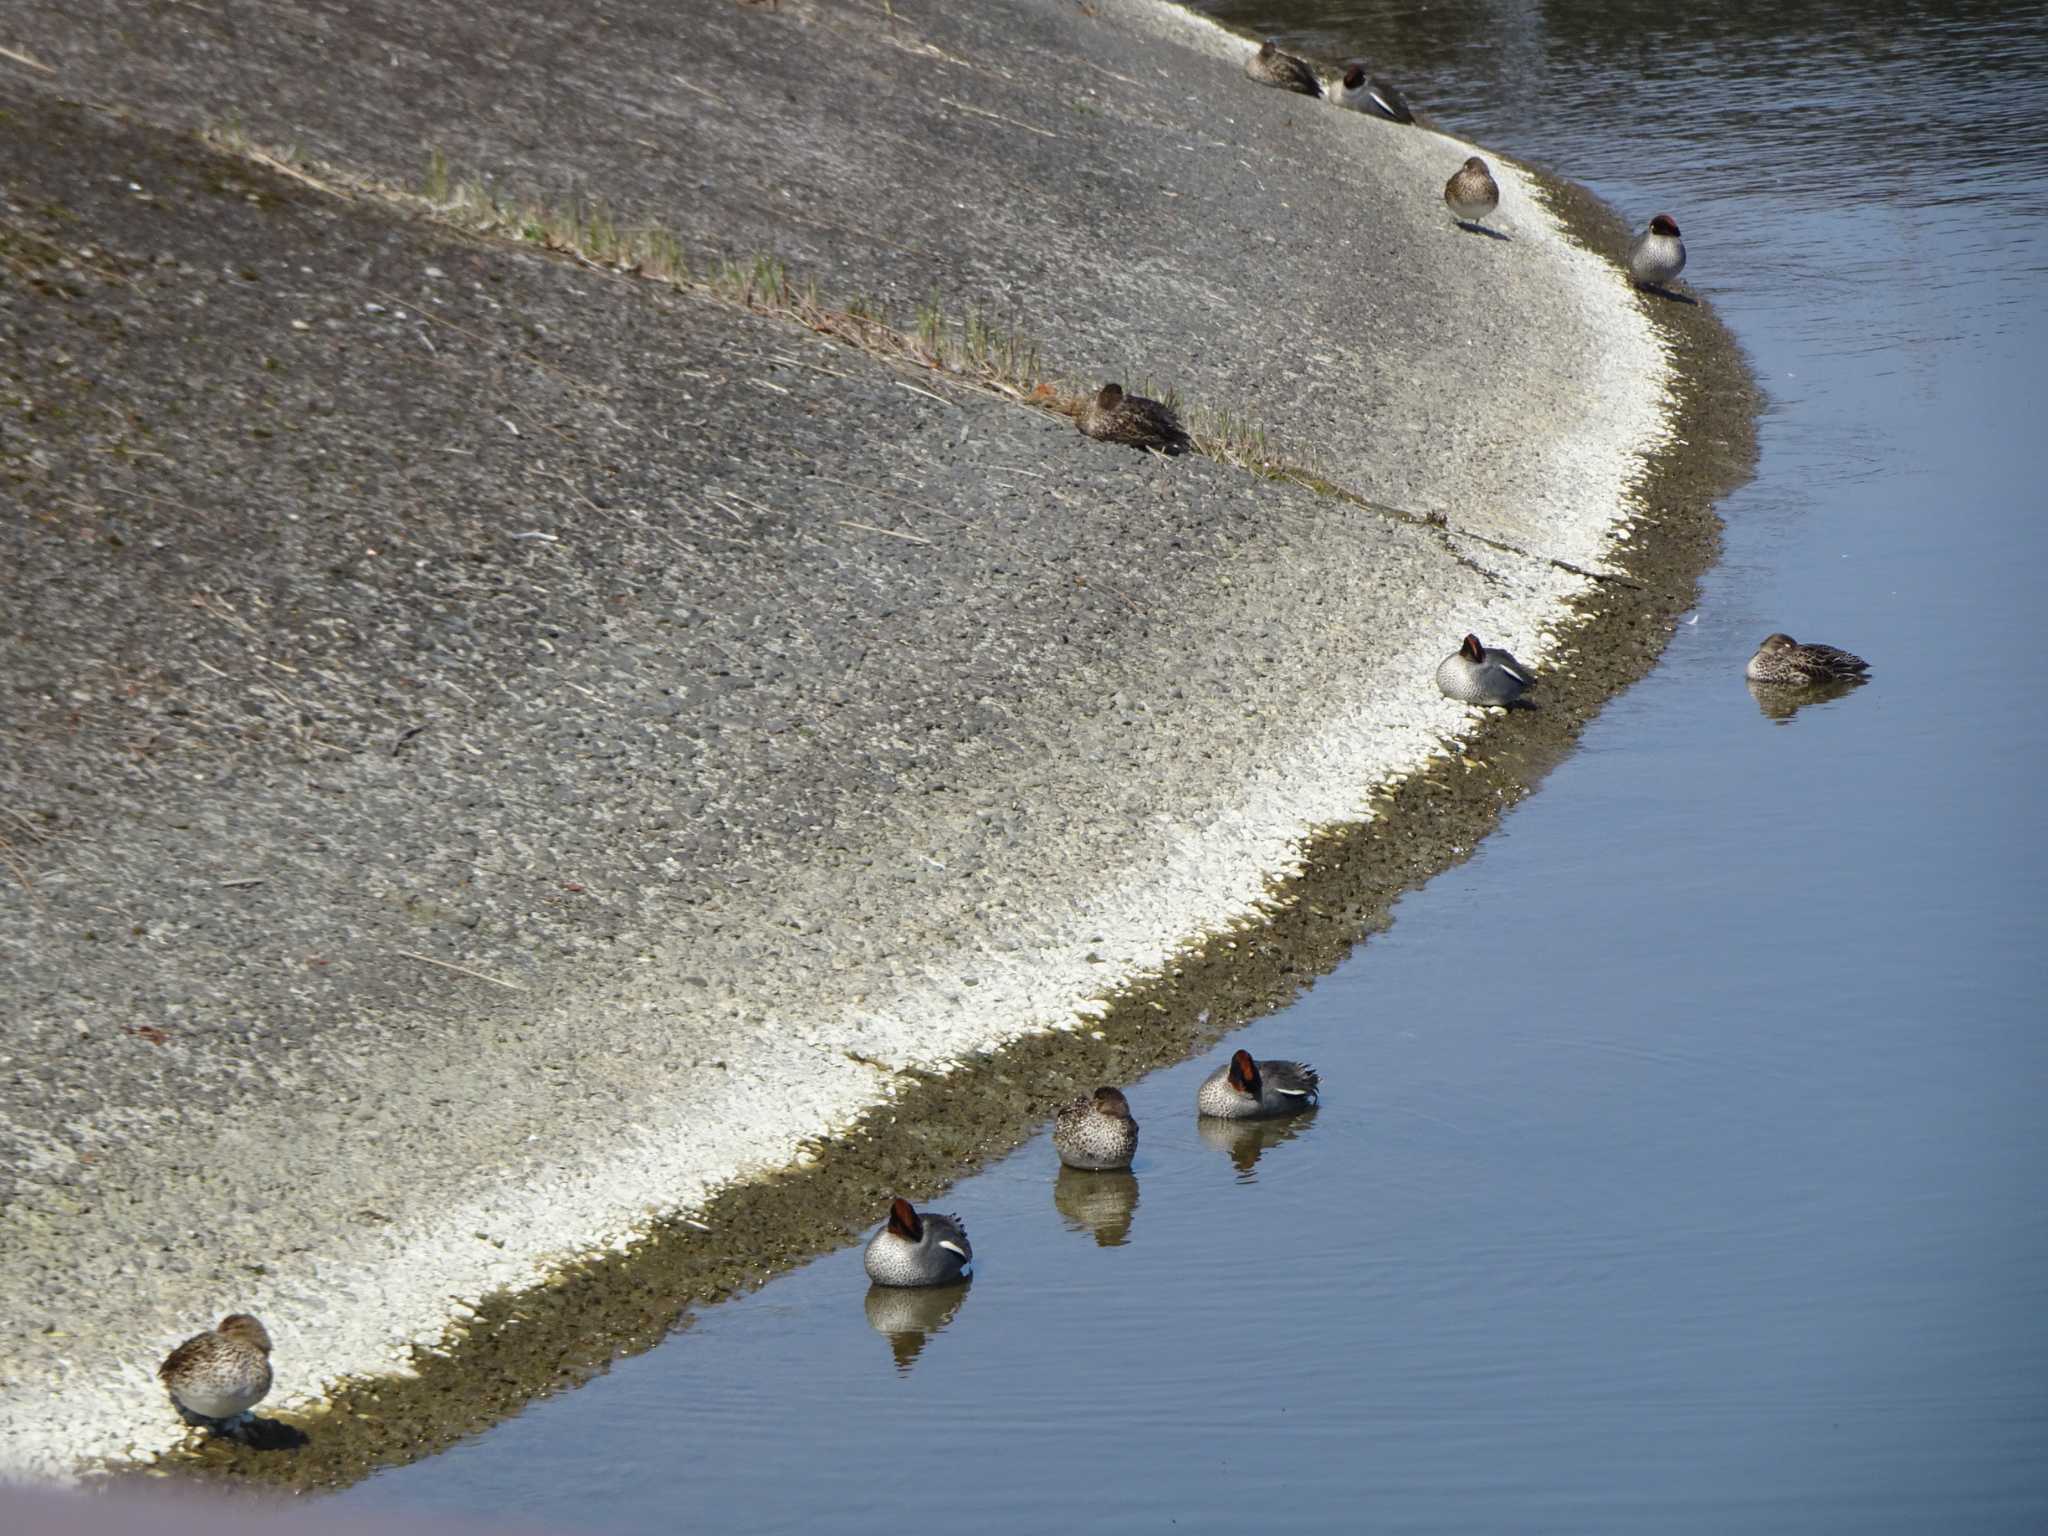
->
[1075,383,1188,454]
[1052,1085,1139,1171]
[158,1313,273,1423]
[1445,156,1500,227]
[1245,40,1322,98]
[1745,632,1869,685]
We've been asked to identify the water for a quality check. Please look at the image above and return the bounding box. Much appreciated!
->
[337,2,2048,1528]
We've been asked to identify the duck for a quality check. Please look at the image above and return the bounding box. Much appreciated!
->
[158,1313,273,1427]
[1436,632,1534,706]
[864,1197,972,1287]
[1444,156,1500,229]
[1245,39,1322,98]
[1075,382,1189,454]
[1334,64,1413,123]
[1196,1048,1320,1120]
[1628,214,1686,289]
[1745,632,1869,686]
[1052,1085,1139,1171]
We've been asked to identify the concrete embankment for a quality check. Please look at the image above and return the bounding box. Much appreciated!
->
[0,0,1750,1484]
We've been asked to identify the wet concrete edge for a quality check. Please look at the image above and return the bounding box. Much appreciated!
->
[122,150,1758,1498]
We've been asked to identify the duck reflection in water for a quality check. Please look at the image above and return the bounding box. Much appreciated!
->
[1747,674,1868,722]
[1198,1105,1319,1178]
[863,1281,971,1375]
[1052,1166,1140,1247]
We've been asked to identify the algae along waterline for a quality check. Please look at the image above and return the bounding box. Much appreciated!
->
[0,0,1747,1491]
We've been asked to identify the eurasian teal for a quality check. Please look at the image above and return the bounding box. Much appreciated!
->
[1076,383,1189,454]
[1628,214,1686,289]
[1436,632,1534,707]
[1196,1048,1320,1120]
[1052,1085,1139,1171]
[1444,156,1500,229]
[158,1313,272,1426]
[1745,632,1869,685]
[864,1197,972,1287]
[1245,39,1322,98]
[1334,65,1413,123]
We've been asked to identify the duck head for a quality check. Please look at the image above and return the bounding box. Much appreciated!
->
[885,1198,924,1243]
[218,1314,273,1354]
[1095,383,1125,410]
[1649,213,1682,237]
[1460,633,1486,661]
[1757,632,1797,652]
[1463,156,1489,174]
[1092,1086,1133,1119]
[1227,1049,1263,1097]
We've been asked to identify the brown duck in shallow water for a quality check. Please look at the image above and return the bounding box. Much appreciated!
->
[1076,383,1189,454]
[1745,632,1869,686]
[1053,1085,1139,1171]
[1246,39,1322,97]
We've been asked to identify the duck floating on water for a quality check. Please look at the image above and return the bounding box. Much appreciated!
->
[1335,64,1413,123]
[159,1313,273,1431]
[1053,1085,1139,1171]
[1245,38,1322,98]
[1436,632,1534,707]
[1628,214,1687,289]
[1745,632,1869,686]
[864,1197,972,1287]
[1197,1049,1321,1120]
[1076,382,1189,454]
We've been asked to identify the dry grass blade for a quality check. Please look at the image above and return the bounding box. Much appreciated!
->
[838,520,934,545]
[396,950,528,991]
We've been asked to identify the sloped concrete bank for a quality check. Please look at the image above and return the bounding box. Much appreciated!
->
[0,0,1754,1485]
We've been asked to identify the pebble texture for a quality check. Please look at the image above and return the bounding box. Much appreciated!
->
[0,0,1671,1480]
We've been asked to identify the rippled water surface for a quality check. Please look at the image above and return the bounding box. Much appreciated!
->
[340,2,2048,1529]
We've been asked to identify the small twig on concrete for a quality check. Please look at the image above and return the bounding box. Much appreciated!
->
[396,950,528,991]
[839,520,933,546]
[939,98,1058,140]
[218,877,266,888]
[0,44,56,74]
[243,145,355,200]
[0,838,38,898]
[670,74,731,109]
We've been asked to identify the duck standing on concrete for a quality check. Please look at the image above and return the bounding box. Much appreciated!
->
[1076,382,1189,454]
[1628,214,1686,289]
[1745,632,1869,686]
[1334,64,1413,123]
[1197,1049,1320,1120]
[864,1198,973,1287]
[1053,1086,1139,1171]
[1436,632,1535,707]
[1444,156,1501,230]
[1245,39,1323,97]
[159,1313,273,1430]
